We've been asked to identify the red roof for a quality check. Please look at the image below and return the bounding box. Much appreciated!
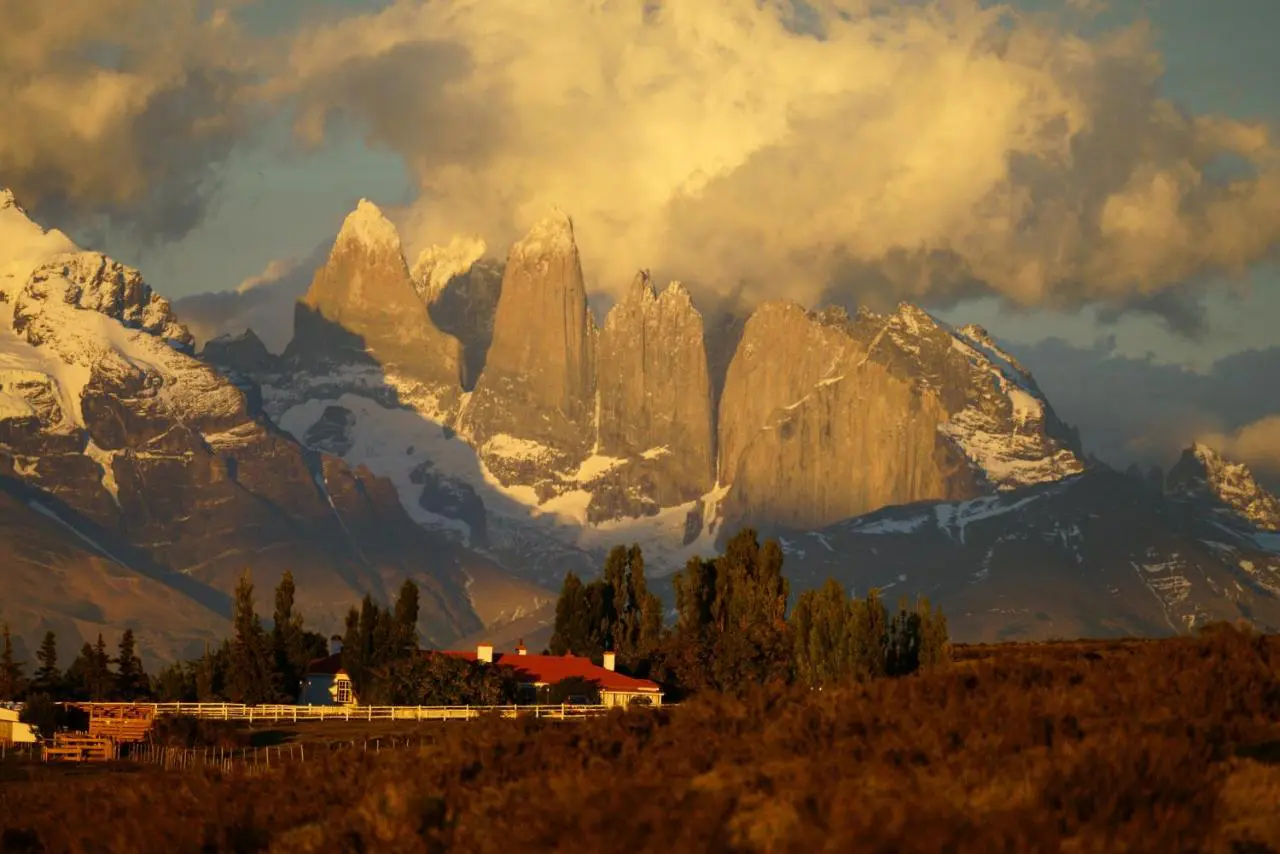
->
[443,651,661,693]
[304,650,660,694]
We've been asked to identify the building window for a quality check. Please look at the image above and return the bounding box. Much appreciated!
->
[335,678,352,705]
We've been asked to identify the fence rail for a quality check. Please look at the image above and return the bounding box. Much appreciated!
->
[68,702,621,723]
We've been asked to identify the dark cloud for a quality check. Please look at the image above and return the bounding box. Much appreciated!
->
[0,1,260,243]
[1008,336,1280,484]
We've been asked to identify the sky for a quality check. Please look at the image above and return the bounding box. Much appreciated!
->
[1,0,1276,475]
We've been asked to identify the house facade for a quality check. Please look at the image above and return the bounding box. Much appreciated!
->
[297,643,663,708]
[297,654,356,706]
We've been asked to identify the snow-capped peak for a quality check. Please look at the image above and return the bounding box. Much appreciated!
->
[512,208,576,258]
[411,235,488,301]
[0,189,78,312]
[1169,443,1280,532]
[336,199,403,253]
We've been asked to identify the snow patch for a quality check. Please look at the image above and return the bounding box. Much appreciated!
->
[850,514,930,535]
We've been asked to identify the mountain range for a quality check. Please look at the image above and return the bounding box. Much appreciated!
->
[2,188,1278,663]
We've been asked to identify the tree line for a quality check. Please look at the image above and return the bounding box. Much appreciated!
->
[0,623,149,704]
[548,527,950,697]
[1,526,949,709]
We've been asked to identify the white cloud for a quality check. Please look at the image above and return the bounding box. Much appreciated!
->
[272,0,1280,319]
[237,257,300,293]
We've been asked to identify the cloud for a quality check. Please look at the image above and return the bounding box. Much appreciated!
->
[237,257,300,293]
[271,0,1280,324]
[1199,416,1280,480]
[174,241,330,352]
[0,1,260,242]
[1007,337,1280,483]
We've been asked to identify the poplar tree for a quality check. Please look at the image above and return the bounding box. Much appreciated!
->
[392,580,420,659]
[226,570,274,704]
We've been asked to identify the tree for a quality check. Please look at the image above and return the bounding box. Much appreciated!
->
[849,588,888,679]
[272,571,309,701]
[604,545,663,669]
[392,580,420,660]
[32,631,60,696]
[65,635,114,700]
[225,570,274,704]
[661,528,793,695]
[917,598,951,670]
[0,624,25,702]
[792,579,852,688]
[549,572,592,656]
[92,634,113,699]
[116,629,149,700]
[371,653,515,706]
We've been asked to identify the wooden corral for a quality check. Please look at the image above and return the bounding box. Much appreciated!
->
[42,734,116,763]
[81,703,156,743]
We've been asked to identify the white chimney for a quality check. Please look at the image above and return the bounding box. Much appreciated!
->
[477,642,493,663]
[516,639,528,656]
[330,636,343,656]
[602,651,616,672]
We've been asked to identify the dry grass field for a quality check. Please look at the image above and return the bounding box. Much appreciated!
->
[2,626,1279,853]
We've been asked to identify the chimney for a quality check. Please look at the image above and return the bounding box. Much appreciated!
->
[602,651,616,672]
[329,635,343,656]
[477,642,493,664]
[516,639,528,656]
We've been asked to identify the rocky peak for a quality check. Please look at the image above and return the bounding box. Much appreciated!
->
[0,188,18,211]
[411,236,488,304]
[24,252,193,350]
[596,271,715,512]
[335,199,402,254]
[1168,443,1280,531]
[203,328,277,375]
[456,211,596,484]
[510,209,576,262]
[288,200,463,398]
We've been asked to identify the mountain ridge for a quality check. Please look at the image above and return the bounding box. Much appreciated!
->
[5,188,1279,654]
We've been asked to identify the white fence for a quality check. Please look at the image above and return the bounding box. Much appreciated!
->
[74,702,620,723]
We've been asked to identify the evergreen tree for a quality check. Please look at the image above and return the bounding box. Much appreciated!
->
[91,634,113,699]
[62,642,94,701]
[115,629,149,700]
[549,572,592,655]
[32,631,60,696]
[226,570,274,704]
[392,579,420,660]
[0,624,25,701]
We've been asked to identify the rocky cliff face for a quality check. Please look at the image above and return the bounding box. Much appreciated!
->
[0,190,498,655]
[1168,443,1280,531]
[456,212,596,488]
[594,272,715,513]
[287,200,464,406]
[717,302,1083,531]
